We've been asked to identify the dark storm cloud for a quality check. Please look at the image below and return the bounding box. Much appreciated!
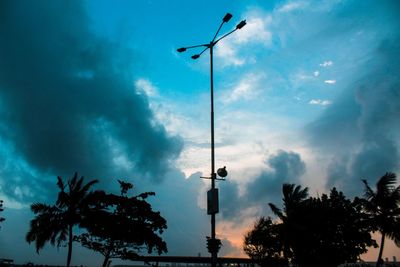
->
[0,1,182,202]
[306,2,400,195]
[219,178,242,219]
[246,150,306,206]
[219,150,306,220]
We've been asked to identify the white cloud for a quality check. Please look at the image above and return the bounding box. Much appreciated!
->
[134,78,158,97]
[290,70,317,88]
[215,14,272,67]
[215,42,246,66]
[320,60,334,67]
[233,16,272,45]
[309,99,332,106]
[314,71,320,77]
[221,73,264,104]
[278,1,307,13]
[324,79,336,84]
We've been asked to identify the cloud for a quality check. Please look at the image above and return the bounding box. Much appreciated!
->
[324,80,336,84]
[215,42,246,67]
[218,150,306,221]
[221,73,265,104]
[320,60,333,67]
[233,16,273,45]
[277,1,307,13]
[309,99,332,106]
[135,78,159,97]
[245,150,306,206]
[307,37,400,195]
[219,179,243,221]
[0,0,182,203]
[147,171,210,256]
[216,13,272,67]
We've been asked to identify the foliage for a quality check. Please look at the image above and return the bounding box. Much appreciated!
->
[76,180,167,267]
[290,188,376,267]
[361,172,400,266]
[0,200,5,228]
[245,184,376,267]
[268,184,309,263]
[243,217,286,267]
[26,173,98,267]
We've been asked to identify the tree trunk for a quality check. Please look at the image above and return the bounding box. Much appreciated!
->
[376,232,385,267]
[102,250,111,267]
[67,224,73,267]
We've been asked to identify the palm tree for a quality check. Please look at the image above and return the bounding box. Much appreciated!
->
[268,183,309,265]
[27,172,98,267]
[269,184,309,219]
[26,203,67,252]
[362,172,400,267]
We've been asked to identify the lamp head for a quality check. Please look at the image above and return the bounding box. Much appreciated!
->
[236,20,247,29]
[223,13,233,23]
[177,47,187,53]
[217,166,228,178]
[191,54,200,60]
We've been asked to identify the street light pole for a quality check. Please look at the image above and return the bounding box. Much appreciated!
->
[209,43,218,266]
[177,14,246,267]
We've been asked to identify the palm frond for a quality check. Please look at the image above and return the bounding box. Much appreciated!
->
[282,184,295,201]
[392,185,400,205]
[269,203,284,220]
[362,179,376,200]
[30,203,58,214]
[377,172,397,187]
[377,172,397,195]
[294,185,309,201]
[69,172,79,191]
[80,179,99,194]
[57,176,65,191]
[74,176,84,192]
[56,191,70,207]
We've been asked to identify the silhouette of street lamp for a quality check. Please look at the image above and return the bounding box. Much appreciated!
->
[177,13,246,267]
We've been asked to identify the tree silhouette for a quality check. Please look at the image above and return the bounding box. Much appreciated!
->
[26,172,98,267]
[252,184,376,267]
[76,180,167,267]
[243,217,286,267]
[268,183,309,264]
[26,203,66,252]
[291,188,376,267]
[362,172,400,267]
[0,200,5,228]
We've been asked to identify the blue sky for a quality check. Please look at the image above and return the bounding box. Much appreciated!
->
[0,0,399,265]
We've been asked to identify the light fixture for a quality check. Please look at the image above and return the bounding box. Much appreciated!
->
[222,13,233,23]
[236,20,246,29]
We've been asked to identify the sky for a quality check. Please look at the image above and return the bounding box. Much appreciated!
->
[0,0,400,265]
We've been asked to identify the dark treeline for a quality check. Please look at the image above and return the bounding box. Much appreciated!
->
[25,173,167,267]
[0,199,4,228]
[1,172,399,267]
[243,172,400,267]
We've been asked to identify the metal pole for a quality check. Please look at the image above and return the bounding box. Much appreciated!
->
[209,42,217,267]
[210,42,216,190]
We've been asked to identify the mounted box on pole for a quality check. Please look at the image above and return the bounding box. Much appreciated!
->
[207,188,219,214]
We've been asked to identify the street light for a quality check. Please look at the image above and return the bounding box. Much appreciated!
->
[177,13,246,267]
